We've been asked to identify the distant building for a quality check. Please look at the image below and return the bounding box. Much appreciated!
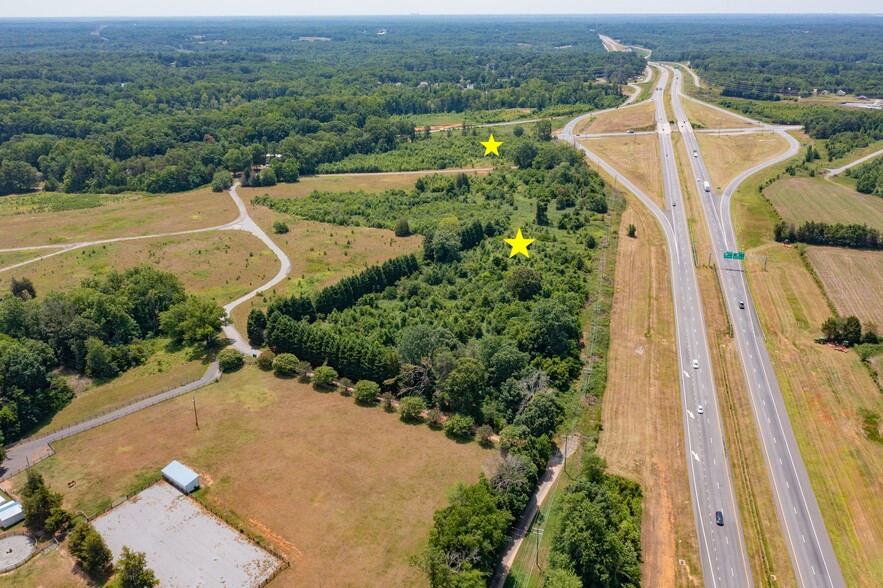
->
[162,461,200,494]
[836,89,847,96]
[0,501,24,528]
[417,81,429,88]
[820,90,830,95]
[857,95,869,101]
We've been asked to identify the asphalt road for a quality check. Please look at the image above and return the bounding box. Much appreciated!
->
[826,146,883,176]
[669,66,846,588]
[564,64,753,587]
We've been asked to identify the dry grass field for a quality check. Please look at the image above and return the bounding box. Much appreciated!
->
[576,100,656,134]
[8,367,493,587]
[732,170,883,587]
[13,230,278,305]
[696,133,789,191]
[596,196,703,586]
[674,135,798,587]
[0,187,238,249]
[0,545,90,588]
[805,246,883,327]
[0,248,48,271]
[681,98,756,130]
[764,176,883,228]
[580,135,664,208]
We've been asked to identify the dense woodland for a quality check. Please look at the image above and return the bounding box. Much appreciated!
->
[0,18,644,196]
[849,156,883,196]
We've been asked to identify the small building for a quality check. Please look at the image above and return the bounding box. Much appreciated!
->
[820,90,829,95]
[162,461,200,494]
[836,89,847,96]
[0,502,24,528]
[858,95,869,101]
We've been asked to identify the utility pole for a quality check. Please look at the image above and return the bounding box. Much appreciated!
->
[192,396,199,430]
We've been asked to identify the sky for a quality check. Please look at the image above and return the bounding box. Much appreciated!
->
[2,0,878,17]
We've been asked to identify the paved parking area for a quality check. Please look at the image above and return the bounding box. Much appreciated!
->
[92,482,280,587]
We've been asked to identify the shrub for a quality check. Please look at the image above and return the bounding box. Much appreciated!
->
[217,348,244,373]
[444,414,475,440]
[399,396,427,422]
[68,521,112,577]
[476,424,494,447]
[427,407,443,429]
[312,365,338,388]
[296,360,312,376]
[627,223,636,238]
[354,380,381,404]
[381,391,395,412]
[272,352,300,377]
[273,221,289,234]
[256,350,276,370]
[395,217,411,237]
[338,377,354,396]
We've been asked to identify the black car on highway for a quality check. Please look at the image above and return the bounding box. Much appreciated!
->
[715,511,724,526]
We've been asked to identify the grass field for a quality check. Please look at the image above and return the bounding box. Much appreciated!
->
[732,163,883,587]
[696,133,789,191]
[576,100,656,134]
[674,132,797,587]
[580,134,664,208]
[0,248,50,271]
[764,176,883,228]
[596,196,703,586]
[0,187,238,249]
[824,138,883,170]
[805,246,883,327]
[13,230,278,305]
[8,367,493,587]
[681,98,756,130]
[0,545,90,588]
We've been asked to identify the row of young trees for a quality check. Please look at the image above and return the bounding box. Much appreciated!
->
[774,220,881,249]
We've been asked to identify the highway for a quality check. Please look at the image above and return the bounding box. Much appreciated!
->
[668,65,846,588]
[563,64,753,588]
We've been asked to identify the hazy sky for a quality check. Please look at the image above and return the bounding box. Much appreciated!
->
[2,0,878,17]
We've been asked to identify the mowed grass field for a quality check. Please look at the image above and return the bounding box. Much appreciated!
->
[764,176,883,228]
[696,133,789,191]
[0,187,238,249]
[8,367,493,587]
[580,134,665,208]
[681,98,756,130]
[732,167,883,587]
[576,100,656,134]
[805,247,883,327]
[596,197,703,586]
[11,230,278,306]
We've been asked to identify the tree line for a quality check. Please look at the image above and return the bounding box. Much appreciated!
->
[848,156,883,197]
[774,220,881,250]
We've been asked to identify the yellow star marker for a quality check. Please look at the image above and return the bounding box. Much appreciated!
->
[505,229,535,258]
[481,133,503,156]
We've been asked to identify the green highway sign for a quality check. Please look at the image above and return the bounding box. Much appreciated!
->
[723,251,733,259]
[723,251,746,260]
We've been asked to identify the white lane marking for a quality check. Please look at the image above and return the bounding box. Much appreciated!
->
[684,370,691,379]
[692,451,701,462]
[802,534,806,544]
[688,410,695,419]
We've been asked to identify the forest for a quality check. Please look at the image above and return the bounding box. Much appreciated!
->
[848,156,883,196]
[0,18,644,196]
[0,269,224,446]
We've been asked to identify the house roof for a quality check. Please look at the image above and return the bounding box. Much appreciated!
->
[162,460,199,486]
[0,502,23,520]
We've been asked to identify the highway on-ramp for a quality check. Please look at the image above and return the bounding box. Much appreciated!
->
[668,66,846,588]
[563,64,753,588]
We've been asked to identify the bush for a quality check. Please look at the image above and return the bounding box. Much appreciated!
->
[68,521,112,577]
[627,223,636,238]
[312,365,338,388]
[272,352,300,377]
[476,424,494,447]
[381,391,395,412]
[217,348,244,373]
[444,414,475,440]
[394,217,411,237]
[273,221,289,234]
[354,380,380,404]
[256,350,276,370]
[427,407,443,429]
[399,396,427,422]
[338,377,354,395]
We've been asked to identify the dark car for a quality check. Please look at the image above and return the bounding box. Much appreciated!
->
[715,511,724,526]
[738,301,745,309]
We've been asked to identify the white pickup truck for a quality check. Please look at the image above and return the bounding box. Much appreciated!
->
[703,180,711,193]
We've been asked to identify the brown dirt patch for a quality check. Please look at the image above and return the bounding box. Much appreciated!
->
[597,196,702,586]
[16,367,493,587]
[696,133,789,191]
[580,134,664,208]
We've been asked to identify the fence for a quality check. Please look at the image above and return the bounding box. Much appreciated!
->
[0,528,37,574]
[85,474,164,522]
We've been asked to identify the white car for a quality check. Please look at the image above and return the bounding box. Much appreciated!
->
[697,405,704,415]
[693,150,698,158]
[692,359,700,369]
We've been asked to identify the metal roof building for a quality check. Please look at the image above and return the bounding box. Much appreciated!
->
[0,501,24,528]
[161,461,200,494]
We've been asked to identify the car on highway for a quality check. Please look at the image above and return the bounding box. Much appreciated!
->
[625,130,634,134]
[715,511,724,526]
[693,149,698,158]
[697,405,704,415]
[738,300,745,309]
[692,359,699,369]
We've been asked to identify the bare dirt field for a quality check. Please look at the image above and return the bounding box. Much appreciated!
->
[674,135,798,586]
[10,367,493,587]
[0,187,238,249]
[805,246,883,327]
[580,135,664,208]
[733,170,883,587]
[13,230,278,305]
[681,99,756,130]
[596,196,702,586]
[576,100,656,134]
[696,133,789,191]
[764,176,883,228]
[93,482,281,587]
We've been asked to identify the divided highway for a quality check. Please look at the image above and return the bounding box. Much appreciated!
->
[563,65,753,587]
[668,66,846,588]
